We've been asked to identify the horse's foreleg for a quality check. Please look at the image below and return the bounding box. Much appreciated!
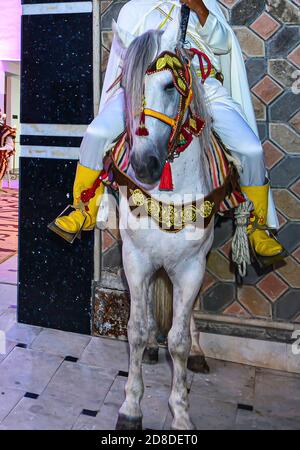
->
[188,313,210,373]
[168,262,206,430]
[143,279,159,364]
[116,251,153,430]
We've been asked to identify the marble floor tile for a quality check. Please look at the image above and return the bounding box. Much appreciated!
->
[190,357,255,405]
[6,323,42,345]
[0,284,17,313]
[0,309,17,334]
[79,336,129,374]
[190,394,237,430]
[0,347,64,394]
[0,339,16,363]
[0,388,25,422]
[43,361,115,411]
[1,394,81,430]
[163,393,237,430]
[73,376,126,430]
[0,255,18,285]
[254,368,300,420]
[235,408,300,430]
[73,373,170,431]
[30,328,91,358]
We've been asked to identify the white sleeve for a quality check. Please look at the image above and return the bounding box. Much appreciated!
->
[194,12,231,54]
[98,34,124,114]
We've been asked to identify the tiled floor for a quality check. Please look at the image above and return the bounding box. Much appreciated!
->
[0,255,300,430]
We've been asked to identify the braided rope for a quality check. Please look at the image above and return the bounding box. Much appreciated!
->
[232,199,253,277]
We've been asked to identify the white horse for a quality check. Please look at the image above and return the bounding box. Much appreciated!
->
[113,18,215,431]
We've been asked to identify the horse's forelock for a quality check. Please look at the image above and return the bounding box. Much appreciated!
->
[121,29,163,139]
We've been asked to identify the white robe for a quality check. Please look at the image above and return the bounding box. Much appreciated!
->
[99,0,258,137]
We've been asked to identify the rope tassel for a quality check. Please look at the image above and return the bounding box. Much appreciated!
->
[232,199,253,277]
[159,160,173,191]
[135,97,149,136]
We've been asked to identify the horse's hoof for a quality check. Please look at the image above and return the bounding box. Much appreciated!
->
[171,419,197,430]
[142,347,159,365]
[187,354,210,374]
[115,413,143,430]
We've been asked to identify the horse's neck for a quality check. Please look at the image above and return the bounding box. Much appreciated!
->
[170,138,210,197]
[128,138,211,199]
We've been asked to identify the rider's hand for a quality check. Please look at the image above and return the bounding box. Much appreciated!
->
[180,0,209,26]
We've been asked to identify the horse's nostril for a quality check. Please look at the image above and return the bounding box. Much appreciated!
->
[148,156,160,174]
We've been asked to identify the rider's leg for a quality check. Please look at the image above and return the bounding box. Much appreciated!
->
[208,85,283,258]
[55,89,126,234]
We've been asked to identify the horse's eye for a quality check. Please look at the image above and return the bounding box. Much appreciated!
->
[165,81,175,91]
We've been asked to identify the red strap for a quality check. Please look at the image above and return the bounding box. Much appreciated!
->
[80,170,107,205]
[189,48,212,83]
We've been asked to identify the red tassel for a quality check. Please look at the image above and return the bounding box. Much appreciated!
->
[135,110,149,136]
[159,160,173,191]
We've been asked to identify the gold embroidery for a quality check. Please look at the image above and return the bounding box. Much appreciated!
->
[132,189,145,206]
[189,117,196,130]
[156,57,167,71]
[177,78,186,91]
[130,188,214,229]
[200,201,215,218]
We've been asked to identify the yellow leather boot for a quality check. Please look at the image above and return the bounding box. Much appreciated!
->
[54,163,104,236]
[241,182,284,258]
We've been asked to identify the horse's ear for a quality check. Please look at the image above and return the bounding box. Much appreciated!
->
[161,8,182,49]
[112,19,136,49]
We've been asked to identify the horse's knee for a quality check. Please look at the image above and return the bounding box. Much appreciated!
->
[168,326,190,360]
[127,320,149,348]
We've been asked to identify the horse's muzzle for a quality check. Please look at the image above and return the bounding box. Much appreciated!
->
[130,150,163,185]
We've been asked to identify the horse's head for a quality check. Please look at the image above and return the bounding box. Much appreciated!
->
[113,12,210,185]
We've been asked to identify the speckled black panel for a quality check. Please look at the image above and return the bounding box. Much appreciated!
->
[18,157,94,334]
[21,13,93,124]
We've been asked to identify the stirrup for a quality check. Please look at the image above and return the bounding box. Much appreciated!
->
[47,204,87,244]
[249,232,288,269]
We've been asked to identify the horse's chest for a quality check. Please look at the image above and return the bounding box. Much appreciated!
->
[119,199,213,267]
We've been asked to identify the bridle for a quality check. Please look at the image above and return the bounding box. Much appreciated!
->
[136,47,212,162]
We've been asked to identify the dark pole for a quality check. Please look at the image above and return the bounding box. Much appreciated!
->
[180,4,190,45]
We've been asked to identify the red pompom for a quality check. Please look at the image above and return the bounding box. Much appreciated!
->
[135,109,149,136]
[135,125,149,136]
[159,160,173,191]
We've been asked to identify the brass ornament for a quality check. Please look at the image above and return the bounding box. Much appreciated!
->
[130,188,214,230]
[131,189,145,206]
[199,200,215,218]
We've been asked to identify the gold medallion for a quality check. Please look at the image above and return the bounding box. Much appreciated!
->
[199,201,215,218]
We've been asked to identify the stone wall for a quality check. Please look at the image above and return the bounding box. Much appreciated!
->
[198,0,300,326]
[99,0,300,337]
